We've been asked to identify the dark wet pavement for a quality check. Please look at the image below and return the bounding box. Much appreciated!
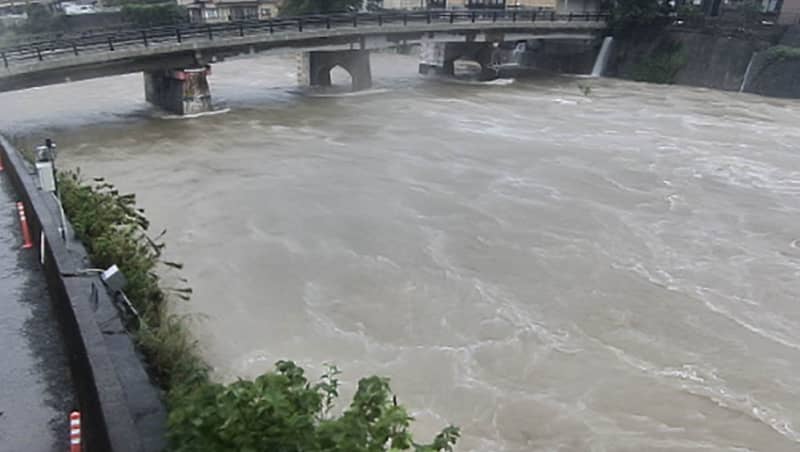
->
[0,171,74,451]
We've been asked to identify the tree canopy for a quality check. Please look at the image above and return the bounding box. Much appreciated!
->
[280,0,363,16]
[120,3,187,27]
[608,0,670,36]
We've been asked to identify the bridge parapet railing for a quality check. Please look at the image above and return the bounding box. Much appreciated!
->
[0,10,608,69]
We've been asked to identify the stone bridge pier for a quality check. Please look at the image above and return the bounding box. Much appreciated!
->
[299,50,372,91]
[419,42,499,81]
[144,66,212,115]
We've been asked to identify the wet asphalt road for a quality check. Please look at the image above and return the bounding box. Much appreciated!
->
[0,171,74,451]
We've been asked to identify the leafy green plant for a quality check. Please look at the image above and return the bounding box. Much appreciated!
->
[21,3,69,34]
[737,0,762,24]
[630,39,687,84]
[279,0,362,16]
[676,3,702,17]
[168,361,459,452]
[58,169,203,388]
[121,3,187,27]
[608,0,669,37]
[764,45,800,62]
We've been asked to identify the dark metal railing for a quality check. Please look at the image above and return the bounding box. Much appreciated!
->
[0,10,608,69]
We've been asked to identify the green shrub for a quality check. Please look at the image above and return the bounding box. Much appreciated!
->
[21,3,69,34]
[121,3,186,27]
[58,170,203,388]
[737,0,763,24]
[608,0,669,37]
[764,45,800,62]
[676,3,702,17]
[279,0,362,16]
[630,39,687,84]
[168,361,460,452]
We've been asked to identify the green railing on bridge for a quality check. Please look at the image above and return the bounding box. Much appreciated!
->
[0,10,608,69]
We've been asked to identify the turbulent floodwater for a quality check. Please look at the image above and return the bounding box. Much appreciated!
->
[2,53,800,452]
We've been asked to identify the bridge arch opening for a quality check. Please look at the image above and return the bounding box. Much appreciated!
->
[313,64,356,91]
[329,65,354,90]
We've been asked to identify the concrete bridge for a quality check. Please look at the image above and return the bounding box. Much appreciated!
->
[0,10,607,114]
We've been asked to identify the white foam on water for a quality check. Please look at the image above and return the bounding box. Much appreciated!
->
[552,98,578,105]
[595,338,800,445]
[693,288,800,353]
[482,78,515,86]
[693,154,800,194]
[665,193,683,210]
[426,76,515,87]
[161,107,231,120]
[613,255,800,353]
[306,88,390,98]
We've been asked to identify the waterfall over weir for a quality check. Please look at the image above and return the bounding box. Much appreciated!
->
[740,52,756,93]
[591,36,614,77]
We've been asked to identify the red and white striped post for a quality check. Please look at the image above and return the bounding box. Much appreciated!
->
[16,201,33,249]
[69,411,81,452]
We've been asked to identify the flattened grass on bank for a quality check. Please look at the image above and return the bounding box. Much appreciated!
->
[57,169,460,451]
[58,170,207,389]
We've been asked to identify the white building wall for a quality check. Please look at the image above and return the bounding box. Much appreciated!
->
[381,0,425,9]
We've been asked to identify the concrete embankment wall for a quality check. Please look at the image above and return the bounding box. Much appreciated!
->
[0,136,166,452]
[608,28,771,90]
[743,52,800,98]
[739,26,800,98]
[606,25,800,98]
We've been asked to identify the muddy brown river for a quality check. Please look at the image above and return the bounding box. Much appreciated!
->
[2,52,799,452]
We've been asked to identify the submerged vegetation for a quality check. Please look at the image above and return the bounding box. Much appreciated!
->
[57,170,460,451]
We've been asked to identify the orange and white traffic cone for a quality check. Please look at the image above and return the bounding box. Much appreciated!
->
[69,411,81,452]
[16,202,33,249]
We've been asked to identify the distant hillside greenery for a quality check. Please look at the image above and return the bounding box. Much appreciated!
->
[120,2,187,27]
[19,3,69,34]
[280,0,362,16]
[629,38,688,84]
[608,0,669,36]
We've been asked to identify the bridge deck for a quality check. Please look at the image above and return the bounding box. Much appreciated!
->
[0,11,606,92]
